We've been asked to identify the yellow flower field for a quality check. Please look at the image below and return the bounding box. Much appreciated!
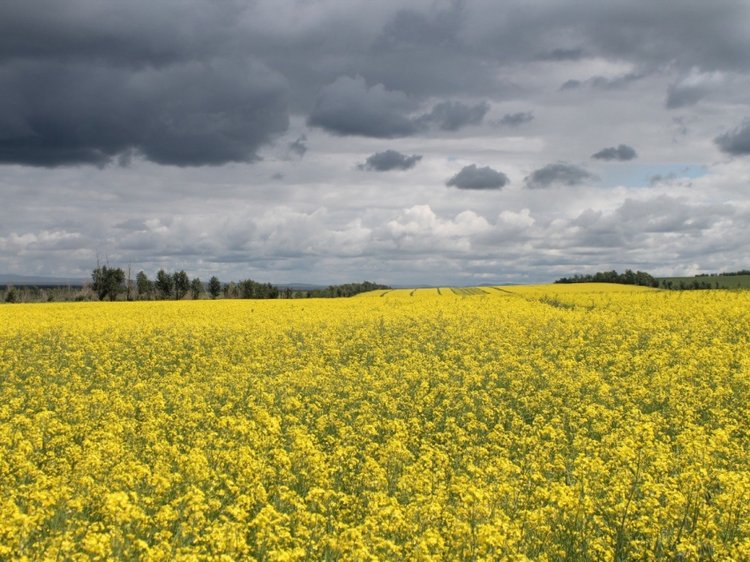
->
[1,284,749,561]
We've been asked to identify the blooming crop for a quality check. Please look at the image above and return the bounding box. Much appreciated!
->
[1,284,749,560]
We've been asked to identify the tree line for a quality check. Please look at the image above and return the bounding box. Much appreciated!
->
[89,265,390,301]
[554,269,659,287]
[90,266,220,301]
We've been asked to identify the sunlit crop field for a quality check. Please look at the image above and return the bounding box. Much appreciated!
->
[1,285,749,561]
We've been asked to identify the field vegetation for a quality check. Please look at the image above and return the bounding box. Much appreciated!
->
[656,275,750,290]
[1,284,749,560]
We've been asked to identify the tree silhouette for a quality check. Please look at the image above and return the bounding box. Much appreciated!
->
[208,276,222,299]
[190,277,203,299]
[173,270,190,300]
[155,269,173,299]
[91,265,125,301]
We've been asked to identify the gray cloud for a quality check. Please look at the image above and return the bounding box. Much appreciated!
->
[3,0,750,283]
[415,100,490,131]
[308,76,417,138]
[538,48,585,61]
[0,59,289,167]
[560,72,646,92]
[649,172,678,186]
[5,193,746,286]
[496,111,534,128]
[665,71,724,109]
[525,163,598,189]
[591,144,638,161]
[572,197,735,249]
[288,135,308,158]
[559,79,583,91]
[309,82,490,138]
[715,119,750,155]
[446,164,509,190]
[358,150,422,171]
[3,1,749,166]
[666,82,709,109]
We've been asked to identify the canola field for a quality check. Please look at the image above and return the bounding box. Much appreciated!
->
[1,284,749,561]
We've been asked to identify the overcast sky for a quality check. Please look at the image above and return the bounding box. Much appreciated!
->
[1,0,749,285]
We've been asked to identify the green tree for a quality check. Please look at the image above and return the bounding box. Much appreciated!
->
[4,286,17,303]
[208,276,222,299]
[155,269,173,299]
[173,270,190,300]
[91,265,125,301]
[136,271,152,299]
[190,277,203,299]
[239,279,255,299]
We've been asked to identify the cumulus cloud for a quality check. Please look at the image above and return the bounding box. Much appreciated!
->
[308,76,417,138]
[715,119,750,155]
[358,150,422,171]
[446,164,509,190]
[415,100,490,131]
[571,197,735,251]
[591,144,638,161]
[524,163,597,189]
[380,205,492,253]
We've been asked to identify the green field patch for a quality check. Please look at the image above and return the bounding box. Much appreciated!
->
[657,275,750,290]
[449,287,489,296]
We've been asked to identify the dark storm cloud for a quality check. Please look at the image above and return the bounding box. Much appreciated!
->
[308,76,417,138]
[446,165,509,190]
[715,119,750,155]
[525,163,597,189]
[358,150,422,172]
[0,0,239,64]
[415,101,490,131]
[0,59,289,167]
[308,75,491,138]
[3,0,750,168]
[496,112,534,128]
[543,1,750,73]
[363,3,503,97]
[591,144,638,161]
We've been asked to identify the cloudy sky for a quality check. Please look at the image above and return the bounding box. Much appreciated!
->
[1,0,749,285]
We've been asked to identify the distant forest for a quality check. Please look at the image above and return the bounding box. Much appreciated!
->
[555,269,750,290]
[2,266,390,303]
[554,269,658,287]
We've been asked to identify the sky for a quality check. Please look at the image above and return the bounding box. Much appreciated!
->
[1,0,749,286]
